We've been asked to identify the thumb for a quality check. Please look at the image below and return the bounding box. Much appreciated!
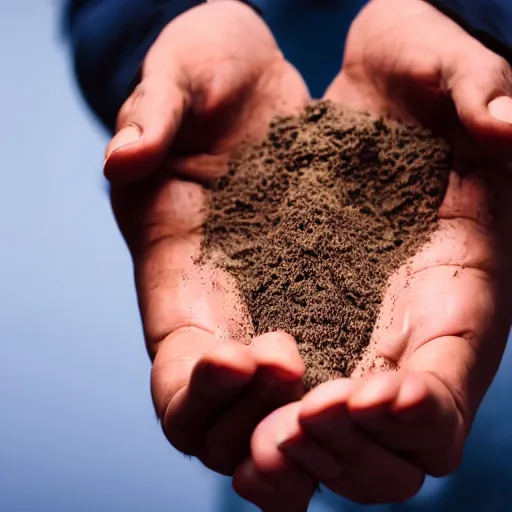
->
[103,78,188,183]
[448,49,512,152]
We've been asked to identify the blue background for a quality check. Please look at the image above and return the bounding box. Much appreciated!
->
[1,1,512,511]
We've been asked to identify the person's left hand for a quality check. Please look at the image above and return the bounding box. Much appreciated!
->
[233,0,512,508]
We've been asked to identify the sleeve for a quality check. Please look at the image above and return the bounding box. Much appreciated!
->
[64,0,202,132]
[427,0,512,59]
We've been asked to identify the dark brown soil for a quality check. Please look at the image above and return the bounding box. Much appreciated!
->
[201,101,451,390]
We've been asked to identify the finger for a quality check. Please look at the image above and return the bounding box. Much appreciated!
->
[447,48,512,152]
[353,201,508,476]
[154,331,257,458]
[297,380,425,503]
[347,370,464,476]
[232,404,316,511]
[158,60,311,184]
[400,335,488,475]
[264,403,346,484]
[126,180,257,463]
[104,75,188,183]
[162,153,231,184]
[233,457,315,512]
[250,331,305,383]
[352,232,496,475]
[489,96,512,124]
[204,332,305,473]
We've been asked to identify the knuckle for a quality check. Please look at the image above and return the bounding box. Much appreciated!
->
[252,332,305,375]
[208,340,246,366]
[257,362,304,386]
[254,330,296,350]
[269,329,297,345]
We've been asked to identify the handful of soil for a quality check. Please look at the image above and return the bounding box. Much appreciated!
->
[202,101,451,390]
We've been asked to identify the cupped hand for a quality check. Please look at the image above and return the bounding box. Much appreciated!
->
[107,0,311,476]
[104,0,309,183]
[326,0,512,153]
[234,0,512,508]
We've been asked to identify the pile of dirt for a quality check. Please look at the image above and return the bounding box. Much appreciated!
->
[201,101,451,389]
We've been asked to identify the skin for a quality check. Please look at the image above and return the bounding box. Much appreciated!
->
[104,0,311,477]
[233,1,512,510]
[102,0,512,509]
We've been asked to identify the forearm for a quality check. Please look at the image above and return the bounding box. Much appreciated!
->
[64,0,201,132]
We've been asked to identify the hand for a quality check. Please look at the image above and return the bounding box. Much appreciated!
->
[103,0,309,183]
[326,0,512,155]
[107,1,311,476]
[233,1,512,508]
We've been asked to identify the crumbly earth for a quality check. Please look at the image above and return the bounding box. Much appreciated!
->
[201,101,451,390]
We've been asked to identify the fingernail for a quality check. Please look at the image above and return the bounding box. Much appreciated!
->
[488,96,512,124]
[352,382,388,409]
[104,124,141,165]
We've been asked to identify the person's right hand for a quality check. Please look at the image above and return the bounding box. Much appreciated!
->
[105,0,314,480]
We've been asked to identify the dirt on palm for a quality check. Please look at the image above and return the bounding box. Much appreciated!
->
[201,101,451,390]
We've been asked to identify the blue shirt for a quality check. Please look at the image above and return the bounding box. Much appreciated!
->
[63,0,512,132]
